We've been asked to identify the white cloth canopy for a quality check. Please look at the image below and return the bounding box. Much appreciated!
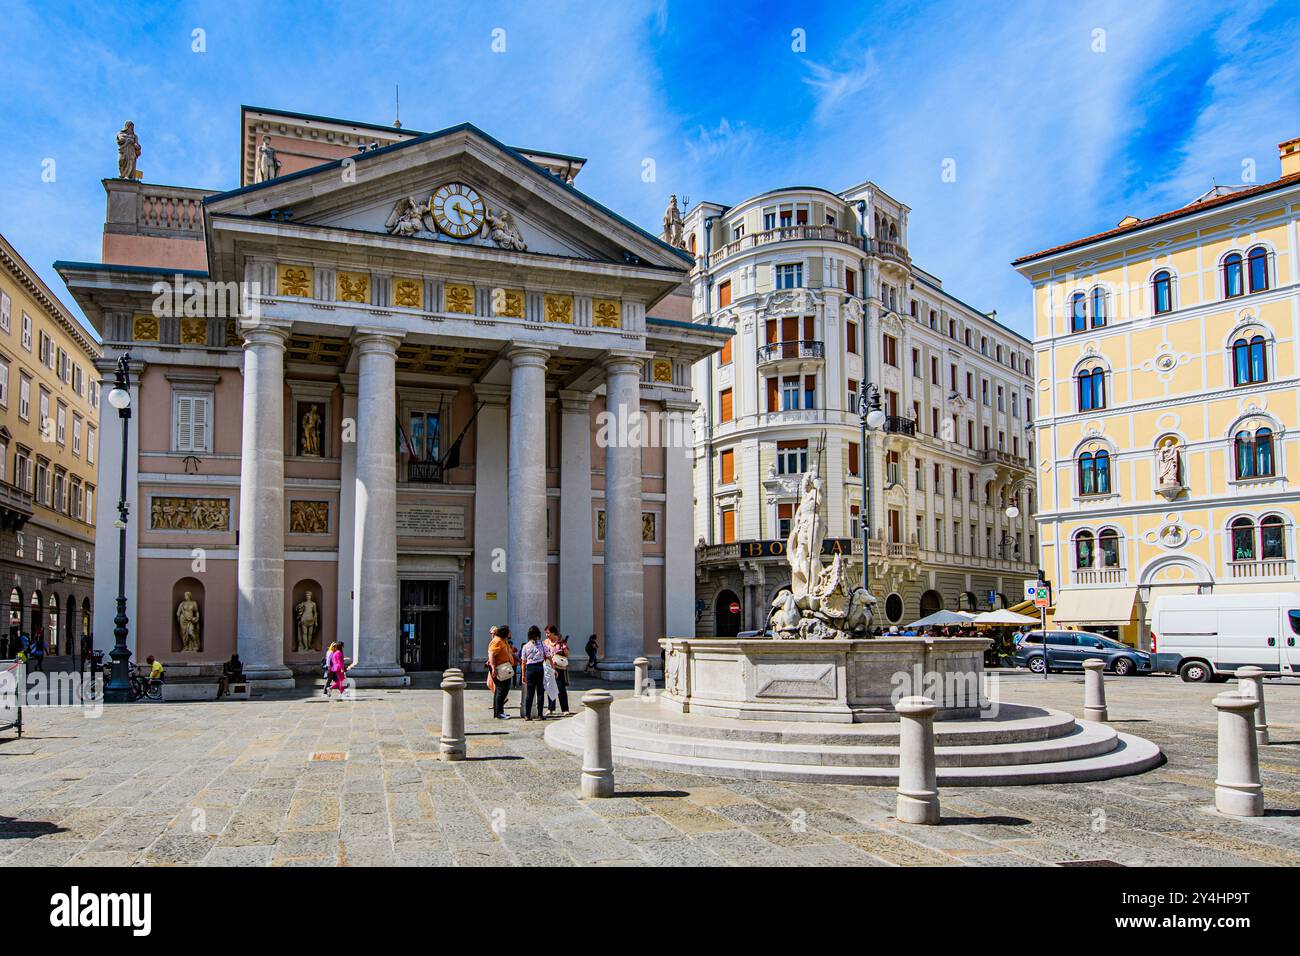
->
[907,609,976,628]
[970,609,1040,626]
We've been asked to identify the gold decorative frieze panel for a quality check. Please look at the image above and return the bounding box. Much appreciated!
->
[225,319,244,347]
[180,318,207,345]
[492,287,524,318]
[336,271,370,303]
[652,359,674,383]
[289,500,329,534]
[593,299,621,328]
[150,496,230,531]
[132,314,160,341]
[444,283,475,314]
[277,264,313,297]
[393,278,423,309]
[544,293,573,324]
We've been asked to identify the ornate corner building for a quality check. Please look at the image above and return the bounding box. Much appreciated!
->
[1015,135,1300,648]
[0,232,100,658]
[682,183,1039,635]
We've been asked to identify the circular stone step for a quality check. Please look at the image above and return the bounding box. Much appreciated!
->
[543,697,1163,787]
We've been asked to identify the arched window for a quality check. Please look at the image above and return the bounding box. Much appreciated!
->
[1152,270,1173,314]
[1256,428,1274,477]
[1070,292,1087,333]
[1099,528,1120,567]
[1231,516,1256,561]
[1235,431,1255,479]
[1090,287,1106,327]
[1232,334,1268,386]
[1079,450,1110,496]
[1074,530,1095,568]
[1235,427,1275,480]
[1260,514,1286,560]
[1223,252,1243,298]
[1248,246,1269,293]
[1077,368,1105,411]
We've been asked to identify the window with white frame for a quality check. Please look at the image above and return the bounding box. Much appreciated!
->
[14,532,22,558]
[39,331,53,368]
[173,390,213,453]
[776,443,808,475]
[21,312,31,351]
[72,416,82,456]
[35,537,43,562]
[18,374,29,420]
[775,264,802,289]
[0,290,8,332]
[56,403,66,445]
[86,427,95,465]
[0,358,7,408]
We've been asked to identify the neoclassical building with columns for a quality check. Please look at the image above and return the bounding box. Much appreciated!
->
[57,106,723,686]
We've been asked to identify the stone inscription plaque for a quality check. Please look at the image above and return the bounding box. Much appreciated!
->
[396,504,466,538]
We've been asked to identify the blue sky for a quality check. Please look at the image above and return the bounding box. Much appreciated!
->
[2,0,1298,340]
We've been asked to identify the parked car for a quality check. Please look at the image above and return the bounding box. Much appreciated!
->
[1014,629,1151,676]
[1149,592,1300,682]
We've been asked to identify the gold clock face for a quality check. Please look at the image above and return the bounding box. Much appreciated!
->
[430,182,486,239]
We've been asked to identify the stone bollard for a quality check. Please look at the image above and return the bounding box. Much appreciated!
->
[1212,694,1263,817]
[895,695,940,825]
[438,672,466,762]
[1082,658,1109,722]
[633,657,650,697]
[580,690,615,798]
[1235,666,1269,746]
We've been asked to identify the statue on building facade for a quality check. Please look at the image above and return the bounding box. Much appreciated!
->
[300,404,322,457]
[295,591,319,652]
[385,196,428,237]
[1156,440,1183,499]
[116,121,141,180]
[254,135,281,183]
[176,592,202,652]
[661,194,686,249]
[483,207,527,251]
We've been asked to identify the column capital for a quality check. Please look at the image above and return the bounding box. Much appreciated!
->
[505,344,553,369]
[240,321,291,348]
[338,372,358,396]
[352,329,403,356]
[558,388,594,412]
[473,383,512,405]
[602,351,649,376]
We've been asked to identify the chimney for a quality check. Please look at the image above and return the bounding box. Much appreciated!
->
[1281,136,1300,177]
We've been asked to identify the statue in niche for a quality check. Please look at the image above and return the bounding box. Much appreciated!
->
[1156,440,1182,499]
[483,207,527,251]
[254,135,281,183]
[116,121,141,179]
[295,591,319,652]
[300,404,323,457]
[176,592,202,653]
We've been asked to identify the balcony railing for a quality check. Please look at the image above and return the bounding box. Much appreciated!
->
[709,225,863,266]
[104,179,215,240]
[1229,558,1294,579]
[0,480,34,523]
[756,340,825,365]
[1072,567,1127,586]
[873,239,910,263]
[980,448,1029,469]
[882,415,916,436]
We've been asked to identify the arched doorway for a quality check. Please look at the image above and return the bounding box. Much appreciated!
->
[918,590,943,617]
[47,593,60,656]
[29,590,42,647]
[715,589,742,637]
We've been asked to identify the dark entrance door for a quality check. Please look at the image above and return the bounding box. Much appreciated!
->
[399,580,449,671]
[715,589,742,637]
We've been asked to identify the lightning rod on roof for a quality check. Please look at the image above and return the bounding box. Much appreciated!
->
[394,85,401,129]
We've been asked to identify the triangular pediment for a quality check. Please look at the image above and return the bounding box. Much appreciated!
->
[205,124,690,270]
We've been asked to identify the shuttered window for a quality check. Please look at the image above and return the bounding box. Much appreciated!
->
[718,336,732,366]
[718,280,732,308]
[719,448,735,484]
[173,392,212,452]
[721,508,736,543]
[718,388,733,423]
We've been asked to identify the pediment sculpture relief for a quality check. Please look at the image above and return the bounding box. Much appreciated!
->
[383,191,529,251]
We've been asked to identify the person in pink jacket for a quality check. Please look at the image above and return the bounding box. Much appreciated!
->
[326,642,348,696]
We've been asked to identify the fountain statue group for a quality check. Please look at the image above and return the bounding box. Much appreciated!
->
[767,468,876,639]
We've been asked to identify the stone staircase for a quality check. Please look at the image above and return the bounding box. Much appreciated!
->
[544,697,1162,786]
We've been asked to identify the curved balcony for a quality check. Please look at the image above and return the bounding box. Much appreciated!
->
[872,239,910,264]
[709,225,863,267]
[756,340,824,368]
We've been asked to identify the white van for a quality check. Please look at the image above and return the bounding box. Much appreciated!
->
[1149,592,1300,682]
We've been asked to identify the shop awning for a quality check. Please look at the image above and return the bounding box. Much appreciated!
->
[1053,588,1137,626]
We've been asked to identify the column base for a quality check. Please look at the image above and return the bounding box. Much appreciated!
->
[595,661,638,680]
[349,665,408,688]
[244,666,296,692]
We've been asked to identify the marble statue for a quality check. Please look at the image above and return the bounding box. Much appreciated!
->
[116,121,141,180]
[767,467,875,639]
[254,135,281,183]
[176,591,201,653]
[483,208,527,251]
[385,196,428,237]
[662,194,686,249]
[300,405,322,457]
[295,591,319,652]
[1156,441,1182,499]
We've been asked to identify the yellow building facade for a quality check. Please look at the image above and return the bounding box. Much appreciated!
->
[1014,137,1300,647]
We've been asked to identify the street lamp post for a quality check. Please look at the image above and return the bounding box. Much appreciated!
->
[104,354,134,703]
[857,381,886,593]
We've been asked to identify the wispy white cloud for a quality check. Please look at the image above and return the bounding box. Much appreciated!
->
[801,51,878,122]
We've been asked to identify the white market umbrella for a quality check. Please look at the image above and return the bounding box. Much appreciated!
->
[970,609,1040,626]
[907,609,976,628]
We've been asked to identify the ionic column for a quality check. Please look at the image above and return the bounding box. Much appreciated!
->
[507,347,550,645]
[348,331,406,687]
[601,355,645,674]
[558,390,594,643]
[236,323,294,689]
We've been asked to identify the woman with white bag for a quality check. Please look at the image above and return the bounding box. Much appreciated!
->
[487,625,517,720]
[544,625,571,715]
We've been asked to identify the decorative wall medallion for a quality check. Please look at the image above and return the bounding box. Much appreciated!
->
[297,402,324,457]
[652,359,673,383]
[1139,339,1191,382]
[150,496,230,531]
[289,500,329,534]
[444,283,475,314]
[336,271,370,303]
[544,294,573,324]
[491,288,524,318]
[393,278,423,309]
[593,299,621,328]
[179,318,207,345]
[132,314,159,341]
[277,264,312,297]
